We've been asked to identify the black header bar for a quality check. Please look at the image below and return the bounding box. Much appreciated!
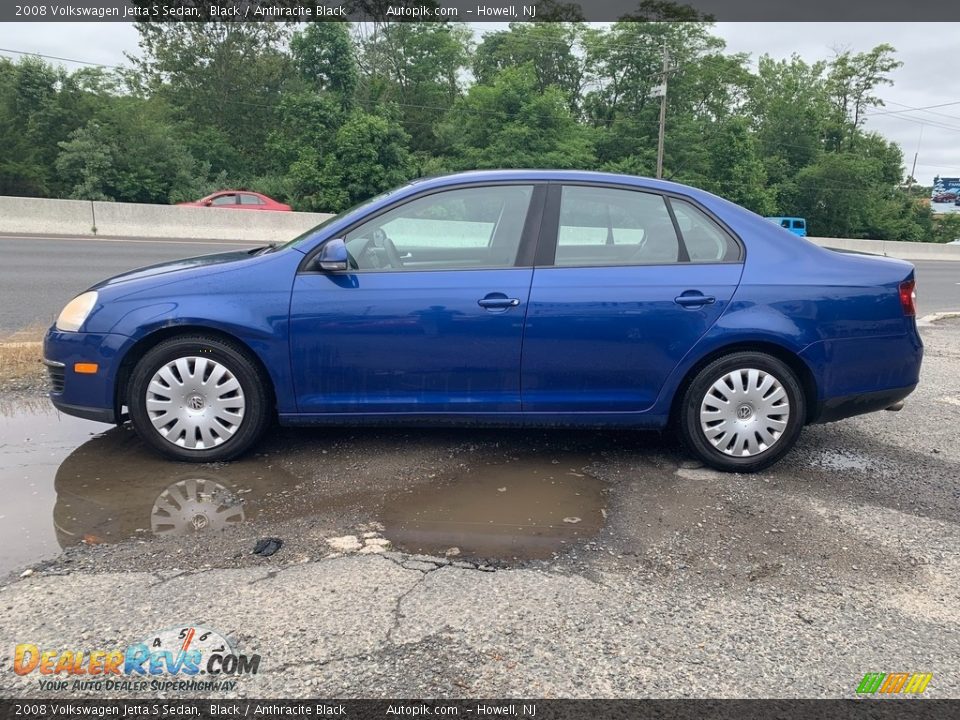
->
[2,0,958,23]
[0,699,954,720]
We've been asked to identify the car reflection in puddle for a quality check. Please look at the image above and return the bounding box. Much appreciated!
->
[51,425,608,562]
[53,428,295,548]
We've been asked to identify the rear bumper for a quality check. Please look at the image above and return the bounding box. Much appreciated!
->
[800,329,922,424]
[810,383,917,424]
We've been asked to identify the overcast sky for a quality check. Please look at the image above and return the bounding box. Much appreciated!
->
[0,21,957,184]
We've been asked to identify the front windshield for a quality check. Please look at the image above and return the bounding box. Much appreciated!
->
[273,186,408,251]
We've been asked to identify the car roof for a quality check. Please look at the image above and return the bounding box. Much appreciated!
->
[407,169,709,197]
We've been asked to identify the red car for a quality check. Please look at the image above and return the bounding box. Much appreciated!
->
[178,190,292,211]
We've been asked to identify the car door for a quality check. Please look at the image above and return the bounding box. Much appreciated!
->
[289,183,544,414]
[209,193,238,207]
[521,184,744,413]
[239,193,265,210]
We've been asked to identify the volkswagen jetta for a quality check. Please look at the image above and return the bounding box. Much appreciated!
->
[44,171,923,472]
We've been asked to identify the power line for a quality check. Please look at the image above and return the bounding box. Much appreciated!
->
[882,99,960,124]
[864,111,960,135]
[864,99,960,118]
[0,47,120,69]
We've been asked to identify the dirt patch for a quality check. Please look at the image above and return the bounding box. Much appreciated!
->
[0,323,46,395]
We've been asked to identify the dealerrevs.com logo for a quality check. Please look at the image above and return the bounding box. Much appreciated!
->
[13,625,261,693]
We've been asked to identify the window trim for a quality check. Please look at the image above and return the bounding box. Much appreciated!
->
[298,181,547,275]
[537,181,745,269]
[210,193,238,206]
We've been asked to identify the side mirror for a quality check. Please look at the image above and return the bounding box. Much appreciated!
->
[203,199,213,206]
[317,238,349,271]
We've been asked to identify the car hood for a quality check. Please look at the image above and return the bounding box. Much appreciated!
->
[89,248,262,290]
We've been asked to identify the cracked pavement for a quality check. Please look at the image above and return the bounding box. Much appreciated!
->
[1,320,959,698]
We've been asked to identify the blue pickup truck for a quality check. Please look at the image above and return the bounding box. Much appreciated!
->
[766,216,807,237]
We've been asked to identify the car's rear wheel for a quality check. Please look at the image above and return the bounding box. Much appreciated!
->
[128,335,271,462]
[679,352,805,472]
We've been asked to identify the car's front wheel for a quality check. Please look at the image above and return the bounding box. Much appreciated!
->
[128,335,271,462]
[679,352,805,472]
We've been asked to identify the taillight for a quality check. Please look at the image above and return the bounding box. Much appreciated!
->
[899,279,916,317]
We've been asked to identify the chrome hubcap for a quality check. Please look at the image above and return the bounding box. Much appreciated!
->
[699,368,790,457]
[145,356,245,450]
[151,478,245,536]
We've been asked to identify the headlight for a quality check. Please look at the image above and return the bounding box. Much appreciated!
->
[56,291,98,332]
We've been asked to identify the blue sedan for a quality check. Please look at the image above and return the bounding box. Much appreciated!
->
[44,171,922,472]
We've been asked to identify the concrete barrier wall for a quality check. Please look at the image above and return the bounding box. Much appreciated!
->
[1,195,958,258]
[0,195,332,243]
[808,236,960,262]
[0,196,97,236]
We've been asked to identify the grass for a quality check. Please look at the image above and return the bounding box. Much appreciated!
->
[0,323,47,393]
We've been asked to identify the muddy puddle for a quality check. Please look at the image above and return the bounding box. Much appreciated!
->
[0,401,609,574]
[382,457,606,560]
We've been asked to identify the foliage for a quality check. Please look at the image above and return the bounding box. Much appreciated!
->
[0,22,950,242]
[440,66,595,170]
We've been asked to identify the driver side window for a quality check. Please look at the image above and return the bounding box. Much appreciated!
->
[343,185,534,271]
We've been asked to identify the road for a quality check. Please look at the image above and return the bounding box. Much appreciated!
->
[0,234,957,335]
[0,234,260,334]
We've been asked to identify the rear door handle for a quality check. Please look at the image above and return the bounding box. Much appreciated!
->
[478,295,521,310]
[674,293,716,307]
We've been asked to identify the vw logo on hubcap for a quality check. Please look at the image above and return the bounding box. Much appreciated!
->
[187,395,205,410]
[736,404,753,420]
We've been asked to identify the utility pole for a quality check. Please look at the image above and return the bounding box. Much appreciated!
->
[652,45,670,179]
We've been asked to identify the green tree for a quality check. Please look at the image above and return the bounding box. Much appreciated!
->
[291,22,358,108]
[0,57,100,196]
[440,65,595,171]
[289,111,413,212]
[825,44,902,151]
[56,98,207,204]
[127,22,292,176]
[473,23,585,113]
[747,55,830,185]
[699,117,776,215]
[356,23,472,153]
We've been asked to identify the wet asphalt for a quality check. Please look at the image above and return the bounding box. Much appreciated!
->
[0,321,958,697]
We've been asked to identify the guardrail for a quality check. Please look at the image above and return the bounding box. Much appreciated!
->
[0,195,332,243]
[0,195,958,259]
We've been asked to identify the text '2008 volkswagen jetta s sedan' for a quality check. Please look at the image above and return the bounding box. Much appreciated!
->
[44,170,922,472]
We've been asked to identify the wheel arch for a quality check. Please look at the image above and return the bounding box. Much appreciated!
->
[114,325,277,418]
[668,340,819,427]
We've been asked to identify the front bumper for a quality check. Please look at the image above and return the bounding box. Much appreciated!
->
[43,328,133,425]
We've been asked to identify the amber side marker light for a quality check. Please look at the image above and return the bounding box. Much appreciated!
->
[74,363,99,374]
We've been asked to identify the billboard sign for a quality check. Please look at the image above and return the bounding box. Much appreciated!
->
[932,176,960,214]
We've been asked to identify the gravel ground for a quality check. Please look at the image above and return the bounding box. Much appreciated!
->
[0,321,958,698]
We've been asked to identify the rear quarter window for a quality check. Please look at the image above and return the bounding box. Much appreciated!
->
[671,199,741,263]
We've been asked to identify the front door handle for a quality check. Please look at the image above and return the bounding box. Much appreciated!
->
[478,294,521,310]
[674,292,716,307]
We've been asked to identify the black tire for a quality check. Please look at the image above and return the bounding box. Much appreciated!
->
[128,335,272,462]
[679,351,805,473]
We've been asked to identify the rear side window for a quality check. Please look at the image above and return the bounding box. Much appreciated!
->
[792,220,805,229]
[240,194,264,205]
[556,186,680,266]
[210,194,236,206]
[670,199,741,263]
